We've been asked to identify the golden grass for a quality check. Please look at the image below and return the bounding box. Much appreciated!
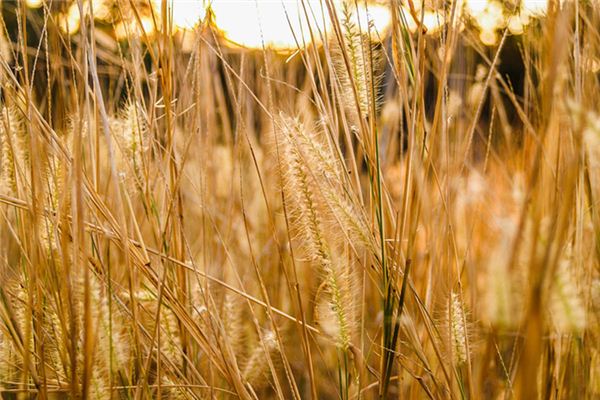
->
[0,0,599,398]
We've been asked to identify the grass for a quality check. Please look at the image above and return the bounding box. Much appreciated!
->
[0,0,599,398]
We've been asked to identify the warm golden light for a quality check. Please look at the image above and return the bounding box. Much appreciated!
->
[26,0,43,9]
[171,0,206,30]
[352,3,392,36]
[209,1,392,51]
[209,1,328,51]
[57,0,115,34]
[464,0,504,46]
[402,8,445,35]
[150,0,205,31]
[92,0,114,22]
[114,15,157,40]
[521,0,547,16]
[479,28,498,46]
[58,2,82,34]
[478,2,504,30]
[464,0,489,17]
[463,0,548,45]
[51,0,550,46]
[507,16,525,35]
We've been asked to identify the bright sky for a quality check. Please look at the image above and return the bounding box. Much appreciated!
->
[40,0,549,50]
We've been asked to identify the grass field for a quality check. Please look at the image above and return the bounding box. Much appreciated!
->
[0,0,599,398]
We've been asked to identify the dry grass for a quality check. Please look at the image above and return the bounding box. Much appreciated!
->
[0,0,599,398]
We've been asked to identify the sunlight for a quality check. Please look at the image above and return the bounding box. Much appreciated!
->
[57,0,116,34]
[58,2,82,34]
[47,0,551,47]
[156,0,206,31]
[463,0,548,45]
[172,0,206,30]
[464,0,488,16]
[521,0,548,15]
[114,15,157,40]
[26,0,43,8]
[209,1,328,50]
[352,3,393,36]
[402,8,445,34]
[207,1,392,51]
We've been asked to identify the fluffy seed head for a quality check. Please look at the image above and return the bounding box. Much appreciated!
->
[448,292,468,365]
[278,113,332,270]
[315,260,358,351]
[242,330,279,389]
[0,105,27,196]
[333,2,384,120]
[111,101,148,191]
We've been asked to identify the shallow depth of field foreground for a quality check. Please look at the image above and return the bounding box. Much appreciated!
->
[0,0,599,398]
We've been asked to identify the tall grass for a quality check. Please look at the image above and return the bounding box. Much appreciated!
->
[0,0,599,398]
